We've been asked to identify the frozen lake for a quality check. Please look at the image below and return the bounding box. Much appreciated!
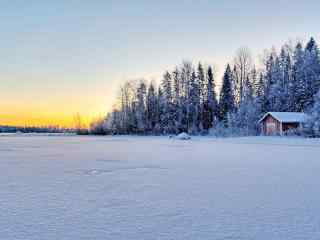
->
[1,135,320,240]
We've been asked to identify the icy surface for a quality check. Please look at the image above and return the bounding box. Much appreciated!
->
[1,135,320,240]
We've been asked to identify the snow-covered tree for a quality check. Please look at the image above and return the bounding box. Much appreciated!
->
[197,62,206,130]
[292,43,308,112]
[279,47,293,111]
[161,71,176,134]
[233,47,253,104]
[146,81,157,133]
[219,64,235,126]
[101,37,320,137]
[268,56,285,111]
[135,81,147,133]
[203,66,218,130]
[229,99,260,136]
[305,90,320,137]
[304,37,320,109]
[188,70,200,133]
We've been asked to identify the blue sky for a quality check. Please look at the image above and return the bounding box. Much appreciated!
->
[1,0,320,126]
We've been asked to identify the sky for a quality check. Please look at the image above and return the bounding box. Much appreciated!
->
[1,0,320,127]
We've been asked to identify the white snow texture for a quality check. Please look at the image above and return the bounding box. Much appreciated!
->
[175,132,191,140]
[1,135,320,240]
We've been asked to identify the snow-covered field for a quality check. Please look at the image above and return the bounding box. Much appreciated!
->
[1,135,320,240]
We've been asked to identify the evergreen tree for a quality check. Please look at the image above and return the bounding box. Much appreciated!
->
[188,70,200,133]
[219,64,234,125]
[279,47,292,111]
[264,54,276,111]
[157,86,165,134]
[172,67,182,132]
[136,81,147,133]
[292,42,307,112]
[203,66,218,130]
[232,65,240,107]
[172,67,180,104]
[305,90,320,137]
[162,71,173,103]
[161,71,175,133]
[179,62,193,132]
[146,81,157,133]
[232,73,260,135]
[255,72,267,114]
[197,62,206,130]
[230,99,260,136]
[269,56,285,111]
[304,37,320,109]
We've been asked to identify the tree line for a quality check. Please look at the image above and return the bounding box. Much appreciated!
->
[92,37,320,136]
[0,125,72,134]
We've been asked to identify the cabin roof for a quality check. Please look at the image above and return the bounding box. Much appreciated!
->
[258,112,308,123]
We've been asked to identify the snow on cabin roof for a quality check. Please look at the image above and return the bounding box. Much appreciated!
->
[258,112,308,123]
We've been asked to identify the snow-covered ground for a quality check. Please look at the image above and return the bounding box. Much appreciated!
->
[1,135,320,240]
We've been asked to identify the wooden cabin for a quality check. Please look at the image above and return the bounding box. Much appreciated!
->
[258,112,307,136]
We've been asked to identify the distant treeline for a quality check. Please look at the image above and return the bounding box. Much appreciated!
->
[0,125,74,134]
[90,37,320,137]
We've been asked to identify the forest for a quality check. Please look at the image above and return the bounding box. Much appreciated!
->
[91,37,320,137]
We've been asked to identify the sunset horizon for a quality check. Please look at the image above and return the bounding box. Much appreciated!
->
[2,1,320,128]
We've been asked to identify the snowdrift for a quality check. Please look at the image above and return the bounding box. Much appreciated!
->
[175,132,191,140]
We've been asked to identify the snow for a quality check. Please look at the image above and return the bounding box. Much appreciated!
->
[175,132,191,140]
[1,135,320,239]
[259,112,308,123]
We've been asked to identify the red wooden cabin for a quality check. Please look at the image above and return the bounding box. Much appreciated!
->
[259,112,307,136]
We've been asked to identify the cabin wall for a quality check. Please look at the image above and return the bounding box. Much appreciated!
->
[261,115,281,135]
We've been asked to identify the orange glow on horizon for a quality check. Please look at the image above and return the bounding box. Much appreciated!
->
[0,103,111,128]
[0,113,96,128]
[0,83,115,128]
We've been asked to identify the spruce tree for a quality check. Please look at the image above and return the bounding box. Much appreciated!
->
[146,82,157,133]
[135,81,147,133]
[157,87,165,134]
[293,42,307,112]
[305,90,320,137]
[219,64,234,125]
[279,48,292,111]
[304,37,320,109]
[172,67,182,132]
[197,62,206,129]
[206,66,218,128]
[188,70,200,133]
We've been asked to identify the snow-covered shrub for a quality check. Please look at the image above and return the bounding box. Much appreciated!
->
[283,128,302,137]
[304,91,320,137]
[175,132,191,140]
[228,100,260,136]
[209,121,234,137]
